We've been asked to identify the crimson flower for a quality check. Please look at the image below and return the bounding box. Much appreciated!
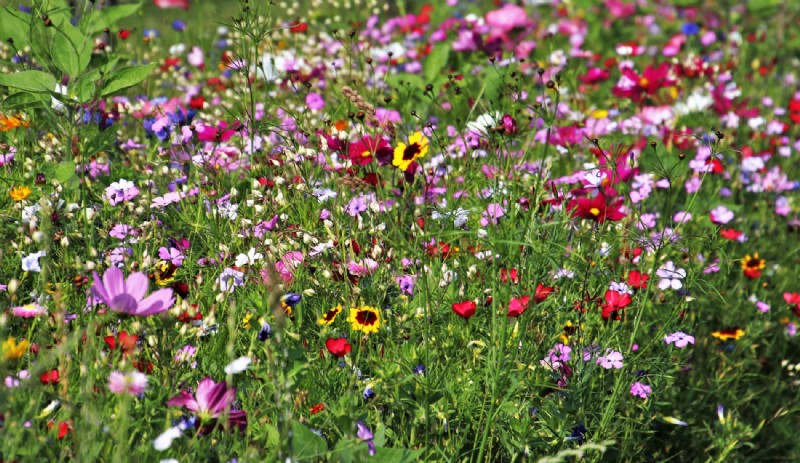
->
[784,292,800,316]
[104,331,138,356]
[345,135,393,166]
[40,369,60,385]
[534,283,554,303]
[602,290,631,321]
[626,270,649,290]
[452,300,477,319]
[500,268,519,284]
[567,194,626,223]
[325,338,352,357]
[508,296,531,317]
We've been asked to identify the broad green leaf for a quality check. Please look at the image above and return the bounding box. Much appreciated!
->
[52,18,93,77]
[0,70,57,93]
[78,57,119,102]
[3,92,49,109]
[424,44,450,83]
[292,421,328,462]
[85,3,142,34]
[0,7,32,48]
[100,63,156,97]
[55,161,77,184]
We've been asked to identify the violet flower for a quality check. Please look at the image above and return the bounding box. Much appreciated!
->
[91,266,175,316]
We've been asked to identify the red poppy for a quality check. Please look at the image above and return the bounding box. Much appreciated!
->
[117,29,130,40]
[325,338,352,357]
[567,194,626,223]
[601,290,631,321]
[627,270,649,289]
[290,21,308,34]
[452,300,477,319]
[345,135,393,166]
[534,283,554,303]
[508,296,531,317]
[310,403,325,415]
[40,369,60,385]
[58,421,72,439]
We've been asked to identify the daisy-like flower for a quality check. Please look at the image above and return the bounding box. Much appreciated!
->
[347,306,381,334]
[21,250,46,272]
[12,303,48,318]
[392,131,429,171]
[740,252,765,279]
[9,185,31,202]
[0,113,29,131]
[167,377,247,429]
[318,305,343,325]
[711,328,745,341]
[91,266,175,316]
[108,370,148,395]
[656,261,686,290]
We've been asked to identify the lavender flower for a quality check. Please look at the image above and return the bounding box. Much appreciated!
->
[91,267,175,316]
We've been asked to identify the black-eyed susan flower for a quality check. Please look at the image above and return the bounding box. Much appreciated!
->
[150,260,177,286]
[392,131,429,172]
[711,328,745,341]
[347,305,381,334]
[740,253,765,279]
[318,304,342,325]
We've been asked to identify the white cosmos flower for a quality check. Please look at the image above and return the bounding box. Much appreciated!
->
[224,356,252,375]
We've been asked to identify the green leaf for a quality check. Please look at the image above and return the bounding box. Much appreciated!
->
[3,92,49,109]
[424,45,450,83]
[100,64,156,97]
[747,0,781,13]
[55,161,77,184]
[292,421,328,462]
[52,18,93,77]
[85,3,142,34]
[0,70,57,93]
[0,7,32,48]
[372,447,425,463]
[386,73,426,91]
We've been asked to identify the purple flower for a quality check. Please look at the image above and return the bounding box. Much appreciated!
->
[218,268,245,293]
[356,421,376,456]
[596,349,624,369]
[480,203,506,227]
[158,246,185,266]
[305,92,325,110]
[664,331,695,348]
[108,371,148,396]
[104,179,140,206]
[345,195,368,217]
[630,381,652,399]
[91,267,175,316]
[395,274,417,295]
[167,378,247,430]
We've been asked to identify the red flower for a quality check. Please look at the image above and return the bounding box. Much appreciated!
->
[117,29,130,40]
[613,63,676,102]
[578,67,610,84]
[452,300,477,319]
[289,21,308,34]
[104,331,138,356]
[310,403,325,415]
[534,283,554,303]
[325,338,352,357]
[567,194,626,223]
[500,268,519,284]
[40,369,60,385]
[626,270,649,290]
[720,228,743,241]
[508,296,531,317]
[601,290,631,321]
[345,135,392,166]
[784,292,800,316]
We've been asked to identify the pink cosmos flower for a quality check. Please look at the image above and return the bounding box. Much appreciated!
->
[167,378,247,429]
[108,371,148,395]
[12,303,48,318]
[485,4,531,32]
[91,267,175,316]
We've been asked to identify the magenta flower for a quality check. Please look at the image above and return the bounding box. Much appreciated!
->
[91,267,175,316]
[596,349,624,369]
[630,382,652,399]
[12,303,48,318]
[167,378,247,430]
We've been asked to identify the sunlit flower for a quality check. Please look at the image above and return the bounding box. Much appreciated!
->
[392,131,429,171]
[12,302,48,318]
[740,253,765,279]
[2,337,30,361]
[711,328,745,341]
[167,377,247,429]
[664,331,695,348]
[347,305,381,334]
[0,113,29,131]
[91,266,175,316]
[318,305,343,325]
[10,185,31,201]
[108,370,148,395]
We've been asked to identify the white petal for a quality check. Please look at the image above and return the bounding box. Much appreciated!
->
[224,356,252,375]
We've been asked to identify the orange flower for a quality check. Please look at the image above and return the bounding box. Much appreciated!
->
[740,253,765,279]
[10,185,31,202]
[0,114,29,131]
[711,328,745,341]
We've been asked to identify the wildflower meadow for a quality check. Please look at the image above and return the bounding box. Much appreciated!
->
[2,0,800,461]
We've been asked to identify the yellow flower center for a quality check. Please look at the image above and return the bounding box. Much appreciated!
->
[589,207,601,216]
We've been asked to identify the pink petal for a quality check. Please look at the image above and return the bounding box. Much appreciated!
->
[167,390,200,412]
[103,266,126,299]
[136,288,175,316]
[125,272,150,303]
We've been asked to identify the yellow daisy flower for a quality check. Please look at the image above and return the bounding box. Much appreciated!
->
[318,304,343,325]
[10,185,31,202]
[2,337,30,361]
[392,131,429,172]
[347,305,381,334]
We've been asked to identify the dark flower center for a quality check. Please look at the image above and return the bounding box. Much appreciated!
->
[356,310,378,326]
[403,143,421,160]
[322,308,340,322]
[746,258,761,268]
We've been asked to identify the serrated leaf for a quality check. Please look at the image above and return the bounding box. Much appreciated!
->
[52,18,93,77]
[0,70,57,93]
[292,421,328,462]
[85,3,142,34]
[424,45,450,83]
[100,64,156,97]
